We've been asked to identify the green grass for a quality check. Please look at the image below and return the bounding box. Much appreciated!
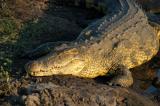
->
[0,18,18,83]
[0,66,11,96]
[0,13,51,79]
[0,18,19,43]
[0,16,52,95]
[0,2,18,96]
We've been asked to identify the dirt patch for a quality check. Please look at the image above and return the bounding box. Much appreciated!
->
[0,76,157,106]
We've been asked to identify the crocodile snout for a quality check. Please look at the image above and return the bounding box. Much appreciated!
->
[25,61,41,76]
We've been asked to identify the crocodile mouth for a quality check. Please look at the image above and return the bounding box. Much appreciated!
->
[25,59,85,76]
[25,48,85,76]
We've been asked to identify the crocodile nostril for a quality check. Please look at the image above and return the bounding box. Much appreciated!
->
[25,61,40,72]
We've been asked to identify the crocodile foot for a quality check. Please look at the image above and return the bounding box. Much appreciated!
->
[108,65,133,87]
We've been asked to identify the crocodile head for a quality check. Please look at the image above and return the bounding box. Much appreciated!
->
[25,48,86,76]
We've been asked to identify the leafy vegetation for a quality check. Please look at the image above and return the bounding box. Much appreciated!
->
[0,18,19,43]
[0,1,48,80]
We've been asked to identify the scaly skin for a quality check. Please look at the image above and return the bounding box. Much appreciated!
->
[25,0,159,87]
[132,0,160,46]
[136,0,160,37]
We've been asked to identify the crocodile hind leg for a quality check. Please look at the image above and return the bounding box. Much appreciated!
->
[108,65,133,87]
[21,41,72,59]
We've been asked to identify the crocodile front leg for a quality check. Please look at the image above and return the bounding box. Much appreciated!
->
[22,41,72,59]
[108,65,133,87]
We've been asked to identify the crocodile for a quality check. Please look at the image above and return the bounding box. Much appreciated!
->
[24,0,160,87]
